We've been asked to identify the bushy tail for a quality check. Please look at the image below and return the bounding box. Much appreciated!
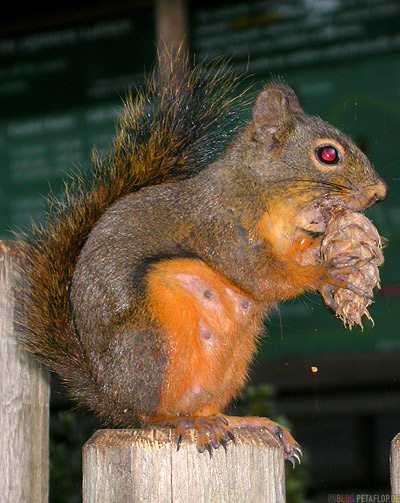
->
[14,55,249,415]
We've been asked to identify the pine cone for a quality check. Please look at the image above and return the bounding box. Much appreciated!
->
[320,211,384,329]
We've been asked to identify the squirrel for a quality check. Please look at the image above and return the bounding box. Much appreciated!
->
[15,55,387,465]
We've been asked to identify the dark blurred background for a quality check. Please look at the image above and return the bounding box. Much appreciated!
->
[1,1,400,501]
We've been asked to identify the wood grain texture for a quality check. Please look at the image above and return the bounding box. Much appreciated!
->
[155,0,188,52]
[83,427,286,503]
[391,433,400,496]
[0,241,50,503]
[155,0,188,81]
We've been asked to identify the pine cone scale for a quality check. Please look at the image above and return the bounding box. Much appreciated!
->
[320,211,384,329]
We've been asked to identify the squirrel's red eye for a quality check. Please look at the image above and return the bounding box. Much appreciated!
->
[316,145,340,165]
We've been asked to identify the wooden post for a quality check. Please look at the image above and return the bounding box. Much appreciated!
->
[0,242,50,503]
[391,433,400,496]
[83,427,286,503]
[155,0,188,52]
[155,0,188,79]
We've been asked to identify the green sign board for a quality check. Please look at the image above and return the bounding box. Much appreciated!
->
[0,11,154,236]
[1,1,400,359]
[190,0,400,357]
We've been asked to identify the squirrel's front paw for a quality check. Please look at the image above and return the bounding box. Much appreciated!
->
[321,255,373,309]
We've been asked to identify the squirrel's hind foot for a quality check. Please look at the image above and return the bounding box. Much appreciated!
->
[222,415,302,467]
[175,414,235,456]
[140,413,235,456]
[139,412,301,464]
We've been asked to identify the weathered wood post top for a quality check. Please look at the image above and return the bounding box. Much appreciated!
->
[83,427,286,503]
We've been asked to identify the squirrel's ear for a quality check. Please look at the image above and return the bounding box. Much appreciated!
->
[252,85,303,147]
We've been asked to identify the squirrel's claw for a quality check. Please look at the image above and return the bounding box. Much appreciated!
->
[176,433,183,451]
[269,425,302,464]
[203,443,213,458]
[295,444,303,457]
[287,447,302,468]
[172,414,236,454]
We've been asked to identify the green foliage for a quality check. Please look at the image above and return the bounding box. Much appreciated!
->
[50,410,97,503]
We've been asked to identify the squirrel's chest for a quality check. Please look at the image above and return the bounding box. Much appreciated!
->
[146,257,264,415]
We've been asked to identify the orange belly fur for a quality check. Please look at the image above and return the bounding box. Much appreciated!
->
[146,258,265,416]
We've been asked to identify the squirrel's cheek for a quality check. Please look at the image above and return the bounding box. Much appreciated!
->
[255,202,309,256]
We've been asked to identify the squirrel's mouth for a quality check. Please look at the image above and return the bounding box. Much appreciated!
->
[322,179,387,213]
[292,176,387,238]
[297,198,364,237]
[295,176,387,238]
[298,187,384,237]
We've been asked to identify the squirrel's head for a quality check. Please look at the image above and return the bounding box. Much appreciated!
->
[249,82,387,234]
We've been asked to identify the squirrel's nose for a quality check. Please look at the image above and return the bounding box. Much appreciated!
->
[365,178,387,207]
[373,178,388,202]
